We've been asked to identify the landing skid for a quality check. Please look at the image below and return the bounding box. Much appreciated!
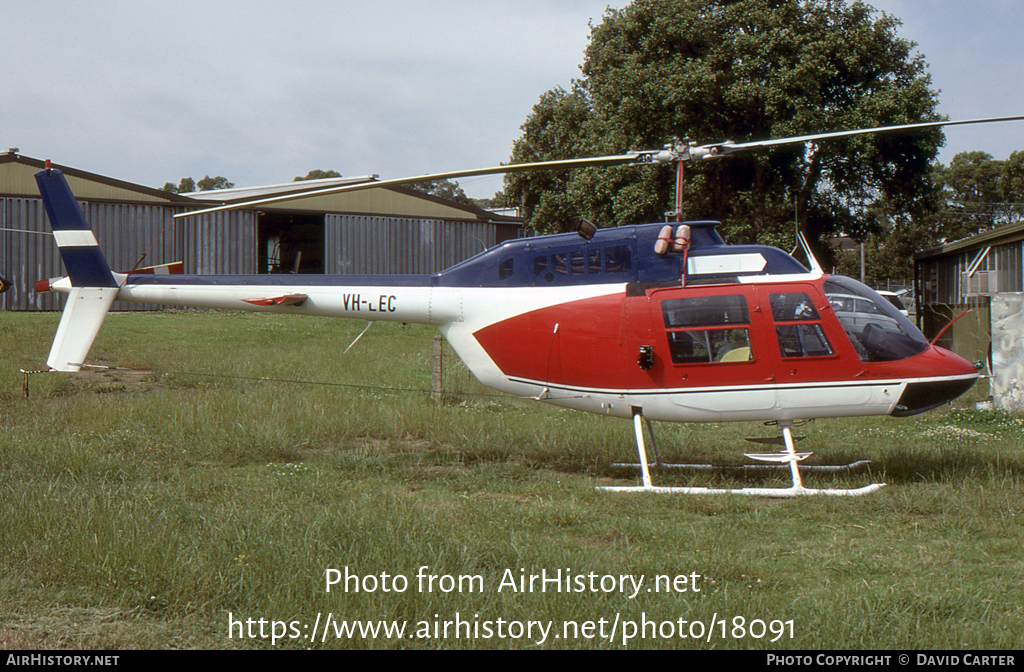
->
[610,460,873,473]
[599,409,885,497]
[601,483,886,497]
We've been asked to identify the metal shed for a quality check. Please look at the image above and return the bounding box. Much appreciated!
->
[915,222,1024,410]
[1,152,521,311]
[915,221,1024,363]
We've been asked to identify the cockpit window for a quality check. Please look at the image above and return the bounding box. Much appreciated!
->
[823,277,929,362]
[769,293,821,323]
[769,293,833,358]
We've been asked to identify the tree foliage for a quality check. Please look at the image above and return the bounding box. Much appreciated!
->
[161,175,234,194]
[196,176,234,192]
[294,169,342,181]
[932,151,1024,238]
[408,178,475,206]
[833,150,1024,286]
[161,177,195,194]
[503,0,942,264]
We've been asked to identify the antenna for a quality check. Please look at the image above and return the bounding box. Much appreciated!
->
[796,229,824,275]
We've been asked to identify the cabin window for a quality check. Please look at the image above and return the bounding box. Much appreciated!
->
[661,295,752,364]
[533,256,547,276]
[498,258,514,280]
[551,253,569,275]
[588,249,601,274]
[604,246,632,273]
[769,293,834,358]
[570,251,586,275]
[663,295,749,328]
[666,329,752,364]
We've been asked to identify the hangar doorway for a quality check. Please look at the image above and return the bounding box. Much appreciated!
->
[258,212,325,274]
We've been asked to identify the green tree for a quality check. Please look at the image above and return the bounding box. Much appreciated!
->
[161,175,234,194]
[161,177,195,194]
[503,0,942,265]
[936,152,1006,237]
[294,169,342,181]
[918,150,1024,247]
[470,195,501,210]
[1000,150,1024,224]
[833,150,1024,287]
[408,179,474,206]
[502,85,601,228]
[195,175,234,191]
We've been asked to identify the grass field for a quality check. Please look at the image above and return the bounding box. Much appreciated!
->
[1,310,1022,650]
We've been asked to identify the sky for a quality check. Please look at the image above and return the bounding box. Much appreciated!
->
[2,1,1023,199]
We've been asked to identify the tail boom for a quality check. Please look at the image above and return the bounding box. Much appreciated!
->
[112,276,450,324]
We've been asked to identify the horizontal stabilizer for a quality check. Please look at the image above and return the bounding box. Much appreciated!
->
[128,261,184,276]
[47,287,118,371]
[35,262,183,294]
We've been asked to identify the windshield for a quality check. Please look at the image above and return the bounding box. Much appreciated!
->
[823,276,929,362]
[880,293,907,313]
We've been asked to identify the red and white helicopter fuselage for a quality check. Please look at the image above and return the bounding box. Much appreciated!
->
[34,166,979,496]
[108,272,975,424]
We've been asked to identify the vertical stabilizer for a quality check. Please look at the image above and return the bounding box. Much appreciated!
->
[35,167,117,288]
[35,166,119,371]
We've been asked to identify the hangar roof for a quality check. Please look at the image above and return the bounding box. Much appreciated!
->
[0,151,518,224]
[915,220,1024,260]
[0,151,193,205]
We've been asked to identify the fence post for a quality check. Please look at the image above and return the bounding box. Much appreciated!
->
[431,335,443,401]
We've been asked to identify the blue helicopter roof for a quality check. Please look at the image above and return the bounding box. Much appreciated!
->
[435,221,809,288]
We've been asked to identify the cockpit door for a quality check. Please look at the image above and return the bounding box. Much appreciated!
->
[753,283,873,411]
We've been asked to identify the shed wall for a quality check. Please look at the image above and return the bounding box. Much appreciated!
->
[1,196,255,310]
[325,214,496,275]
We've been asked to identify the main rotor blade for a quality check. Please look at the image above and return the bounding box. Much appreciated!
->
[699,114,1024,157]
[172,153,644,220]
[174,114,1024,219]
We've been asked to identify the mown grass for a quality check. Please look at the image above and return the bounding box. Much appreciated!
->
[1,310,1022,649]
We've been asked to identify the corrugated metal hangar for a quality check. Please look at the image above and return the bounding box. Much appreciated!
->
[917,220,1024,399]
[915,222,1024,410]
[0,151,521,311]
[915,222,1024,362]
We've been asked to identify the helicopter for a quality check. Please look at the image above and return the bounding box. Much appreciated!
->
[30,116,1024,497]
